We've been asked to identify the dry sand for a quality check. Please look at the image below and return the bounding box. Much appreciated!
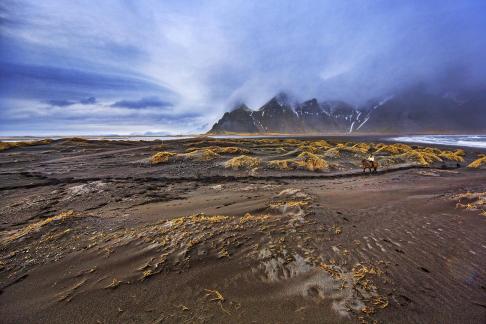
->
[0,137,485,323]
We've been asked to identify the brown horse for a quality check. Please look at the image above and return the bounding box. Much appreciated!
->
[362,159,378,173]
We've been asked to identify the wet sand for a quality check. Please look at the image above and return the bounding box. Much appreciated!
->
[0,137,485,323]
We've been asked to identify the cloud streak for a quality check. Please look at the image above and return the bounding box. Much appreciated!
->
[111,97,172,109]
[1,0,485,135]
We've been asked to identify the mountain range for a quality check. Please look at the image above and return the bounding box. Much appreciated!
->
[208,88,486,134]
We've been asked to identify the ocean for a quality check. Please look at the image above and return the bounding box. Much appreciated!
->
[390,135,486,149]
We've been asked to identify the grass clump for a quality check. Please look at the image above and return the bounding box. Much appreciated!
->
[312,140,333,149]
[298,140,333,154]
[335,143,369,155]
[239,212,271,224]
[295,152,328,171]
[224,155,261,170]
[183,148,220,161]
[351,142,372,153]
[401,150,439,166]
[298,145,321,154]
[323,147,340,159]
[150,151,177,164]
[1,210,75,246]
[375,143,412,155]
[467,154,486,168]
[282,139,304,145]
[452,191,486,215]
[0,139,52,152]
[438,149,465,162]
[267,159,296,170]
[186,146,249,155]
[399,149,442,166]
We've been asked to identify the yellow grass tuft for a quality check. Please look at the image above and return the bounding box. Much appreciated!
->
[295,152,328,171]
[224,155,261,169]
[438,149,465,162]
[177,213,229,224]
[323,147,340,158]
[297,145,321,154]
[467,154,486,168]
[399,149,442,166]
[0,139,52,152]
[150,151,177,164]
[267,159,296,170]
[269,200,308,208]
[282,139,303,145]
[335,143,368,154]
[105,278,121,289]
[312,140,333,149]
[1,210,75,246]
[351,142,371,153]
[186,146,250,154]
[452,191,486,215]
[183,148,220,161]
[420,146,442,155]
[298,140,333,154]
[239,212,271,224]
[375,143,413,154]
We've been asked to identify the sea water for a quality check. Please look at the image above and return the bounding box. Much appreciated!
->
[390,135,486,149]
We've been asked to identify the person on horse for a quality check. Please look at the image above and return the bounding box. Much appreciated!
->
[362,153,378,173]
[367,154,375,163]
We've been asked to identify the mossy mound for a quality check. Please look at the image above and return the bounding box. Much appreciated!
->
[267,159,296,170]
[0,139,52,152]
[224,155,261,170]
[182,148,220,161]
[398,150,442,166]
[374,143,413,155]
[335,143,369,155]
[150,151,177,164]
[467,154,486,168]
[186,146,250,155]
[294,152,329,171]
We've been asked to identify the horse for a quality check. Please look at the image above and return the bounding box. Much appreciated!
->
[362,159,378,173]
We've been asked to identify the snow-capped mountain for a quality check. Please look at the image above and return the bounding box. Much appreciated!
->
[208,88,486,134]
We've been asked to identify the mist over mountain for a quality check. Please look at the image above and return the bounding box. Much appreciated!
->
[209,86,486,134]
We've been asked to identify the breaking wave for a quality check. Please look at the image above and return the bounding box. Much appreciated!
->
[390,135,486,149]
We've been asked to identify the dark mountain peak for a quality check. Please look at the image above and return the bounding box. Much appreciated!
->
[231,103,251,112]
[302,98,318,106]
[261,92,294,109]
[275,91,291,104]
[298,98,321,113]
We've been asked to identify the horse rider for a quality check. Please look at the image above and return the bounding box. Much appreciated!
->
[367,154,375,163]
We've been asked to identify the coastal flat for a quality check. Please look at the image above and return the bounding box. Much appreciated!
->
[0,137,485,323]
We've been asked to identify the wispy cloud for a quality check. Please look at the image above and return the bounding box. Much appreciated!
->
[111,97,172,109]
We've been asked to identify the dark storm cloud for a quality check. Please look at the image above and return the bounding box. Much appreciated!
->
[45,97,97,107]
[111,97,173,109]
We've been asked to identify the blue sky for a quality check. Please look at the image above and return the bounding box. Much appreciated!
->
[1,0,485,135]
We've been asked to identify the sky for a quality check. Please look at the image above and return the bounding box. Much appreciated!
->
[1,0,486,135]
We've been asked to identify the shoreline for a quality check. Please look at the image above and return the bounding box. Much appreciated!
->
[2,133,486,150]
